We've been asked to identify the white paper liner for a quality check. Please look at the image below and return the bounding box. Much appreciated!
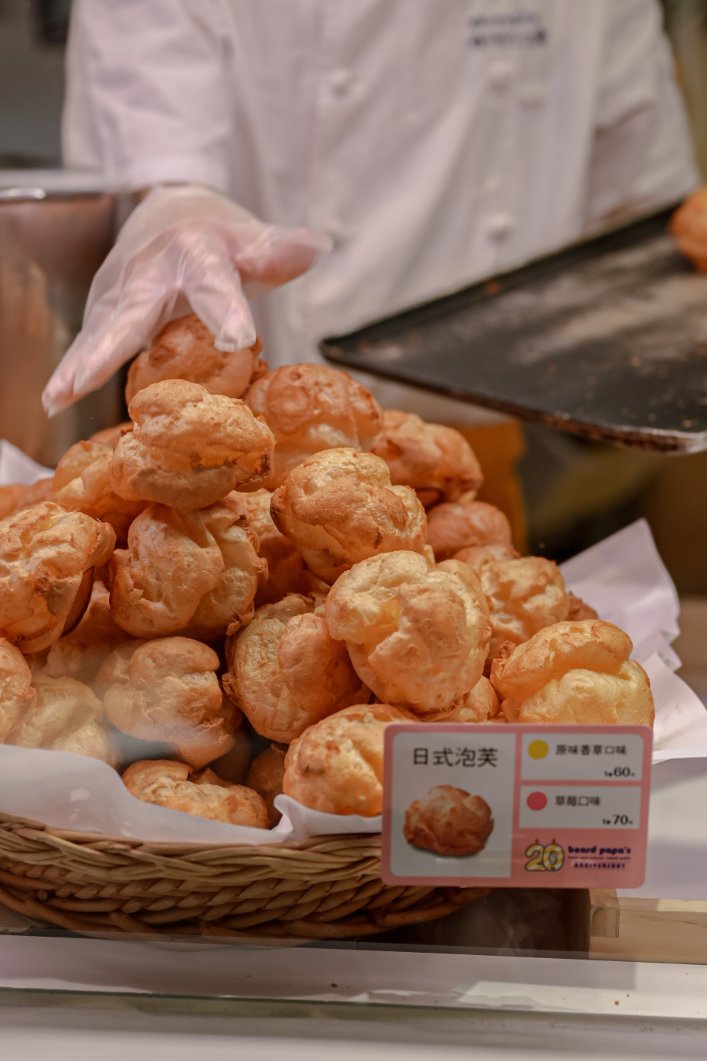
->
[1,439,705,846]
[0,439,53,485]
[0,747,380,847]
[559,518,681,648]
[275,795,381,840]
[646,654,707,762]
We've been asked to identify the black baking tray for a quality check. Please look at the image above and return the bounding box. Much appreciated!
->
[320,207,707,453]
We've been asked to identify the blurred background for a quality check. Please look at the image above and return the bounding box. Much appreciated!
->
[2,1,707,174]
[0,0,705,687]
[0,1,67,170]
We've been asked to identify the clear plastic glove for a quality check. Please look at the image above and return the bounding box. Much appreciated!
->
[42,185,332,416]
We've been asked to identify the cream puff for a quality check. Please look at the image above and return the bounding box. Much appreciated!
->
[224,489,315,604]
[422,676,501,724]
[404,786,493,856]
[246,744,287,826]
[88,421,132,448]
[480,556,570,659]
[9,673,114,764]
[0,502,115,653]
[452,542,520,574]
[122,759,269,827]
[109,501,266,640]
[370,409,483,507]
[125,313,266,403]
[53,439,145,541]
[245,363,382,489]
[39,579,130,685]
[224,594,367,742]
[111,379,274,509]
[0,478,54,521]
[0,637,36,741]
[283,703,411,816]
[670,188,707,272]
[324,550,491,716]
[427,499,513,561]
[565,592,599,622]
[490,619,655,726]
[270,447,427,583]
[98,637,238,768]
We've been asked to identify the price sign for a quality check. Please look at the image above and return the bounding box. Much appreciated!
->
[381,724,651,888]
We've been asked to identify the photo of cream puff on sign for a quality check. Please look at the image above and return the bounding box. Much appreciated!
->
[403,785,494,857]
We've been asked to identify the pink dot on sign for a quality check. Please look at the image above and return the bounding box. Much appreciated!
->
[527,791,547,811]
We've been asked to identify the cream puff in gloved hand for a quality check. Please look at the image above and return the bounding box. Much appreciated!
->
[43,185,331,416]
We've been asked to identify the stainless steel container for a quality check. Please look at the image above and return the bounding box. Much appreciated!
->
[0,171,129,467]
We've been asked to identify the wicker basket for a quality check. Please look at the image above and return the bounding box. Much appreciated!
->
[0,812,489,939]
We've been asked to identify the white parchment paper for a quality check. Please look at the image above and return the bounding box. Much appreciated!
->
[560,518,681,650]
[1,439,705,845]
[0,746,381,845]
[0,439,52,485]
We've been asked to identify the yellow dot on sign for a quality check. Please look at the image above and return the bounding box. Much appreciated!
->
[528,740,549,760]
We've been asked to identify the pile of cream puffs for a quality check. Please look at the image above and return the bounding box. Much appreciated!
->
[0,315,655,830]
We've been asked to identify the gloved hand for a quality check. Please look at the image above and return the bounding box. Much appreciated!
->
[42,185,332,416]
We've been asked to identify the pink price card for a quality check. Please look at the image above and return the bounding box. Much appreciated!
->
[381,724,652,888]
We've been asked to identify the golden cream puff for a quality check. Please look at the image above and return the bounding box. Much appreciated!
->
[9,673,114,764]
[39,579,130,685]
[111,380,274,509]
[224,594,367,742]
[0,502,115,653]
[53,439,145,541]
[245,363,382,489]
[0,478,54,521]
[224,489,316,604]
[490,619,655,726]
[324,550,491,716]
[421,676,501,724]
[670,188,707,271]
[122,759,269,827]
[427,498,513,561]
[246,744,287,826]
[370,409,483,507]
[98,637,238,768]
[126,313,266,402]
[0,637,36,741]
[109,501,266,640]
[480,556,570,660]
[404,786,493,856]
[271,447,427,583]
[283,703,411,816]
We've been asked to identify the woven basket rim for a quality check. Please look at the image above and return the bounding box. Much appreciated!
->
[0,807,379,857]
[0,810,490,940]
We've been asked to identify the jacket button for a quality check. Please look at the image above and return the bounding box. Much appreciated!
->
[325,218,349,245]
[519,83,547,105]
[329,68,354,96]
[488,59,514,90]
[485,211,515,240]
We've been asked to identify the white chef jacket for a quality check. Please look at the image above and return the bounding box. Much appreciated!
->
[64,0,698,423]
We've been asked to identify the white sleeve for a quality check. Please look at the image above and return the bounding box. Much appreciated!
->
[584,0,699,227]
[62,0,233,192]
